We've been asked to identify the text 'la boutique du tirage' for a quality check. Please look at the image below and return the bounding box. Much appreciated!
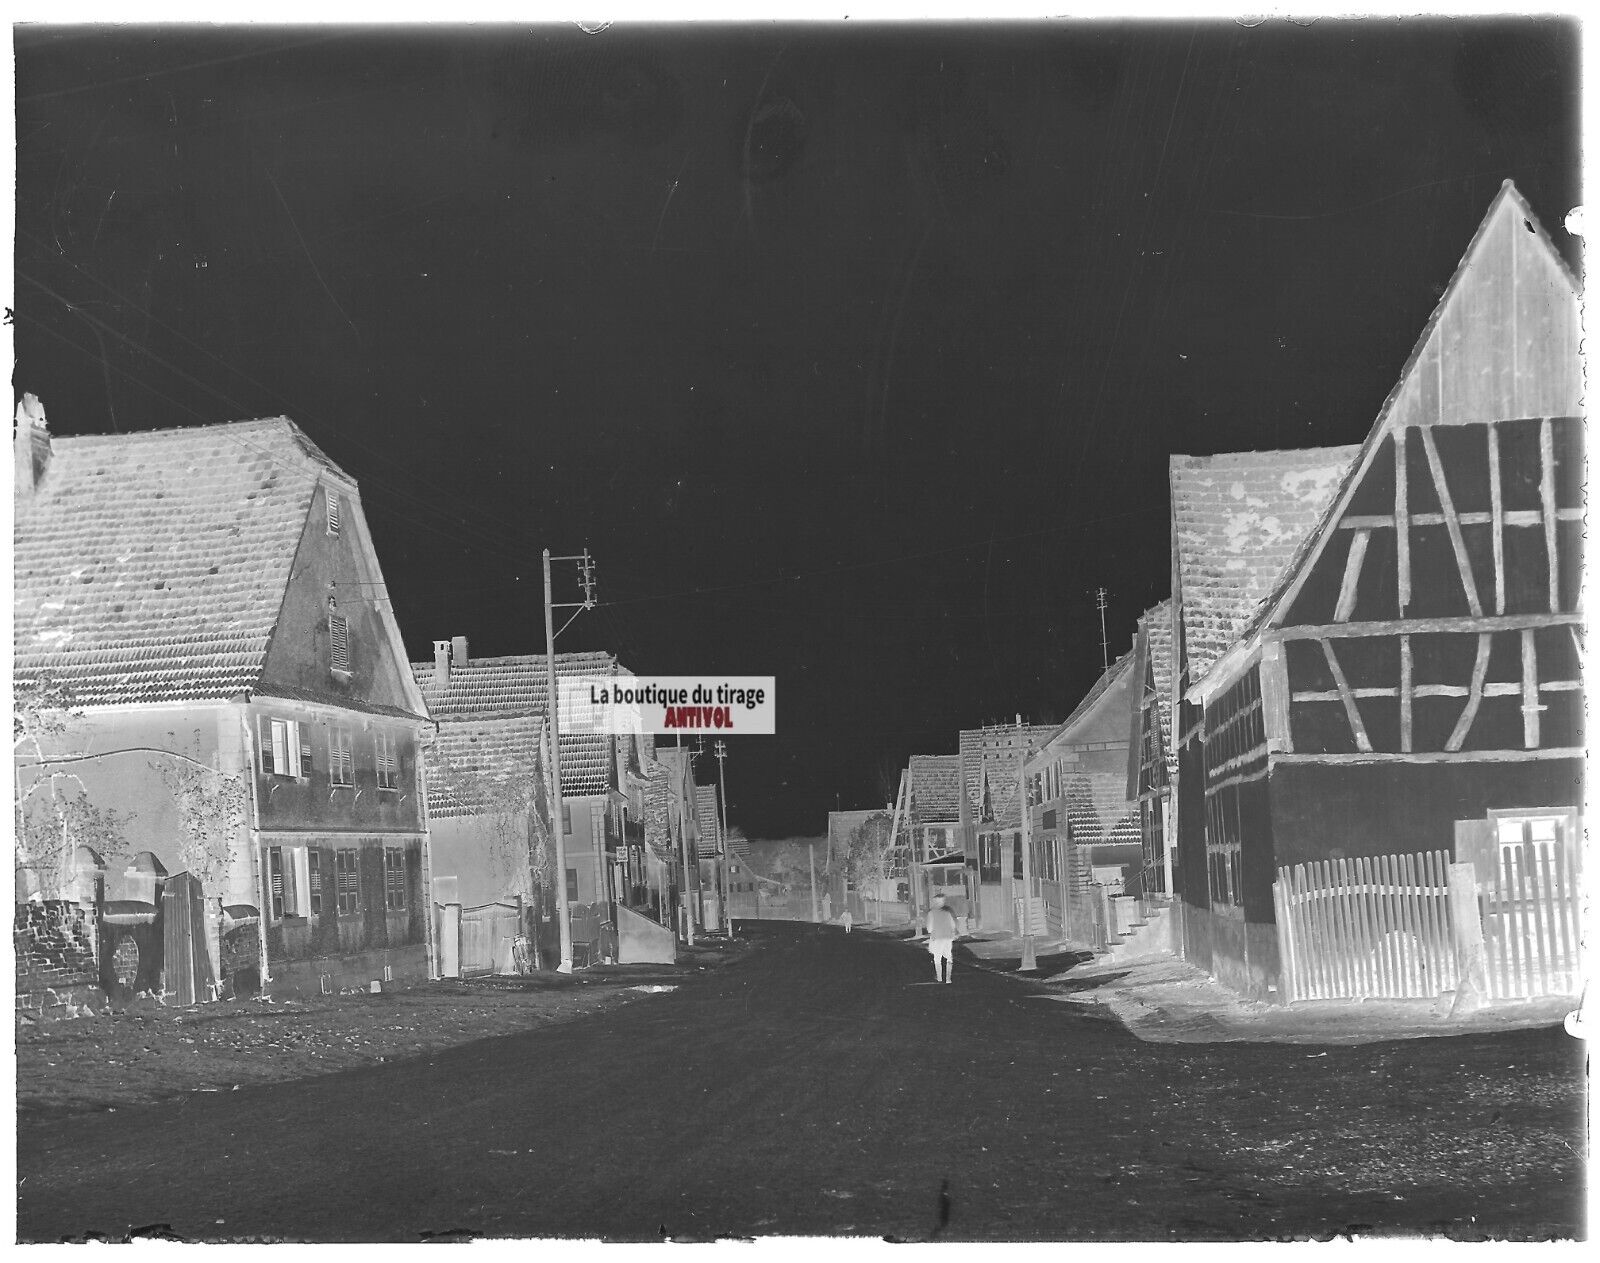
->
[558,676,777,735]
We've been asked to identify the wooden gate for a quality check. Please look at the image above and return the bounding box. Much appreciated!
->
[161,871,216,1006]
[1274,851,1456,1002]
[1480,841,1582,1000]
[459,901,520,977]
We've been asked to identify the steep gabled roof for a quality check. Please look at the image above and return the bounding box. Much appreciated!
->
[12,416,357,708]
[1139,600,1178,782]
[1204,182,1585,695]
[958,725,1054,829]
[1171,446,1359,685]
[1059,648,1136,737]
[907,753,962,823]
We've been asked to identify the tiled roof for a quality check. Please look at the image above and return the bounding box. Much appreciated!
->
[908,754,962,823]
[641,760,674,858]
[410,651,621,797]
[1140,600,1177,782]
[695,784,722,847]
[958,726,1054,829]
[1064,771,1141,847]
[412,650,617,719]
[12,416,348,708]
[254,683,423,722]
[1170,446,1359,682]
[1059,649,1135,737]
[423,715,544,821]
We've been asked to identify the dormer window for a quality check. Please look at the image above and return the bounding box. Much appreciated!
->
[329,613,351,676]
[326,489,341,536]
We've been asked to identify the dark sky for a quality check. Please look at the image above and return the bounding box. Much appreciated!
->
[12,19,1581,838]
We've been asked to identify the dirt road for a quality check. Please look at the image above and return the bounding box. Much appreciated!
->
[17,923,1583,1242]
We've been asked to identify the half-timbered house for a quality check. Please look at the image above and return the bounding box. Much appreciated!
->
[1182,181,1583,1002]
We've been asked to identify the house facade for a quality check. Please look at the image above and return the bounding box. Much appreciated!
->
[958,723,1055,932]
[906,753,966,921]
[1025,656,1142,947]
[1181,182,1584,1002]
[413,644,669,964]
[1127,600,1177,896]
[1169,444,1360,997]
[13,408,433,1007]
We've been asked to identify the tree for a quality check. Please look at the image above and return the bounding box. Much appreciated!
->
[825,812,896,920]
[427,738,551,903]
[155,735,249,896]
[13,675,132,899]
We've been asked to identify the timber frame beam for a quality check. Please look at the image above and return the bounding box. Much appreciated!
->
[1278,612,1581,640]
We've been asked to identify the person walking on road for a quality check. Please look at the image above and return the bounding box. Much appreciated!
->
[927,894,958,984]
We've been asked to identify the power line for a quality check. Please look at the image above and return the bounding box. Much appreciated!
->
[14,241,544,556]
[12,279,534,572]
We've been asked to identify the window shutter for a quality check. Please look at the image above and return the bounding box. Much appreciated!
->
[308,849,322,915]
[327,489,341,535]
[330,615,350,673]
[259,717,274,774]
[269,847,284,919]
[300,727,314,775]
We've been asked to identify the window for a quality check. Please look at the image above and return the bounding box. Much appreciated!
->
[326,489,341,535]
[561,803,572,834]
[308,849,323,915]
[329,614,351,675]
[269,846,288,918]
[258,717,306,778]
[268,845,314,919]
[335,848,360,914]
[566,868,579,902]
[329,727,354,786]
[384,847,407,910]
[375,733,397,791]
[979,835,1002,884]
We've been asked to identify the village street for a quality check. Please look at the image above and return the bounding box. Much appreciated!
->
[18,924,1583,1243]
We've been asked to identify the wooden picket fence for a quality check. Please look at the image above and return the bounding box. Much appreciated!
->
[1480,841,1583,1000]
[1274,851,1456,1002]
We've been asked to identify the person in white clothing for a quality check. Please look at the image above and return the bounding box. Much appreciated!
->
[926,895,958,983]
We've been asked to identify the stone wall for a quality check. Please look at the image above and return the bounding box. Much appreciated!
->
[14,901,104,1015]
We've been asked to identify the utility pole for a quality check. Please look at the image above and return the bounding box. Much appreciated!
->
[1017,714,1037,972]
[714,739,731,932]
[544,547,596,974]
[809,842,819,923]
[1096,587,1110,672]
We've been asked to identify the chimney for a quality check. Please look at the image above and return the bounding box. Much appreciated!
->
[433,639,451,684]
[451,636,468,668]
[14,393,52,497]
